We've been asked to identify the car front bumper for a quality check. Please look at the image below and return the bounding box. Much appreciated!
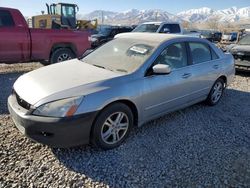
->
[8,95,98,148]
[235,59,250,72]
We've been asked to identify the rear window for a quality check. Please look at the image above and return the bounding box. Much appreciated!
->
[159,24,181,33]
[133,24,160,33]
[0,10,14,27]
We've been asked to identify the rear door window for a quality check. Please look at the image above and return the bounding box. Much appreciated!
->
[211,48,219,60]
[189,42,212,64]
[0,10,14,27]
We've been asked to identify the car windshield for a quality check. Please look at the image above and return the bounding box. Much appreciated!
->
[238,35,250,45]
[82,38,157,73]
[133,24,160,33]
[97,26,112,36]
[201,31,212,37]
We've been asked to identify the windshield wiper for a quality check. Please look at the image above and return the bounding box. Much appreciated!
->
[116,69,128,73]
[93,64,124,73]
[93,64,106,69]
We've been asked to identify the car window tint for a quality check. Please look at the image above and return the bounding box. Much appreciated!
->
[211,48,219,60]
[238,34,250,45]
[110,29,118,36]
[155,43,187,70]
[189,42,211,64]
[159,24,181,33]
[0,10,14,27]
[171,24,181,33]
[133,24,160,33]
[83,38,157,73]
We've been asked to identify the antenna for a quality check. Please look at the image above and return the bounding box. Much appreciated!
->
[101,11,104,24]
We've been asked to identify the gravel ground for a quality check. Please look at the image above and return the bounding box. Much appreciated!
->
[0,63,250,187]
[0,62,43,74]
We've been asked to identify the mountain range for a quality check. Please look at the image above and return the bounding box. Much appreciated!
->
[78,6,250,25]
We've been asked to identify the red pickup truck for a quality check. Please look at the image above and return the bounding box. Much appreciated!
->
[0,7,91,64]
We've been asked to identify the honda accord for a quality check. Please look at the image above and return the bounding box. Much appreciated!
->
[8,33,235,149]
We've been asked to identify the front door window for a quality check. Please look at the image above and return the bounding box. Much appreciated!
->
[154,42,188,70]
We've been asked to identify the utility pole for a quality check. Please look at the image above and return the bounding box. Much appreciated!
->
[155,11,160,21]
[101,11,104,24]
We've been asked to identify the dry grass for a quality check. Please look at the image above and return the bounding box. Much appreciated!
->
[0,62,43,74]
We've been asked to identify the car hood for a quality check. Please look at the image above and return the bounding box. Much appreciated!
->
[230,45,250,54]
[14,59,121,106]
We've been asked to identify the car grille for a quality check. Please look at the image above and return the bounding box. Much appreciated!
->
[13,90,31,110]
[233,54,250,62]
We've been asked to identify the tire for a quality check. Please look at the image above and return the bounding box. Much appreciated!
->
[206,78,225,106]
[91,103,133,150]
[50,48,76,64]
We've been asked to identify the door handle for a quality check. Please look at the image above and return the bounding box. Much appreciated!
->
[213,65,219,69]
[182,73,192,79]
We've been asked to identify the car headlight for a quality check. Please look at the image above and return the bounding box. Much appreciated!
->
[90,37,98,42]
[33,96,84,117]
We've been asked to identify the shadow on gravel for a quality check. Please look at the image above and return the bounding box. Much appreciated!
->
[52,89,250,187]
[0,72,25,115]
[236,71,250,77]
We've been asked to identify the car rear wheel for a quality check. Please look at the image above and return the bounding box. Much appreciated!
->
[50,48,75,64]
[91,103,133,150]
[206,78,225,106]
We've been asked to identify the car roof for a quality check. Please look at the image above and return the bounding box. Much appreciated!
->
[139,22,180,25]
[0,7,18,11]
[115,32,189,44]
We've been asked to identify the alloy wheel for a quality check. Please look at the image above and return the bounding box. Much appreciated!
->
[211,81,223,103]
[101,112,129,145]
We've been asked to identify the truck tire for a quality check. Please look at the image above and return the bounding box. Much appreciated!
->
[50,48,76,64]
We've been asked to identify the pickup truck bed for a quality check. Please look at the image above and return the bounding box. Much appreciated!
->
[0,7,91,64]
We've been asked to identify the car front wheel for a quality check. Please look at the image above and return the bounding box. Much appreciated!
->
[91,103,133,150]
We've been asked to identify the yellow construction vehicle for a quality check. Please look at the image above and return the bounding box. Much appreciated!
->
[77,19,98,30]
[32,3,97,30]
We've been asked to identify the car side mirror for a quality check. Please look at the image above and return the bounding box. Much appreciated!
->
[152,64,171,75]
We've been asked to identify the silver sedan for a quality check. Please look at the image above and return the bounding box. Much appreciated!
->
[8,33,235,149]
